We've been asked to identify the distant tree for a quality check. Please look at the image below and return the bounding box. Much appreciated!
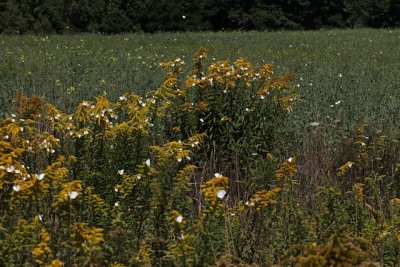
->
[188,0,221,30]
[123,0,166,32]
[153,0,191,31]
[179,0,213,31]
[246,0,301,30]
[100,0,133,33]
[120,0,145,32]
[0,1,17,33]
[0,0,399,33]
[127,0,192,32]
[206,0,235,30]
[225,0,255,30]
[388,0,400,27]
[298,0,346,29]
[344,0,391,27]
[319,0,347,28]
[68,0,105,32]
[29,0,64,33]
[0,0,34,34]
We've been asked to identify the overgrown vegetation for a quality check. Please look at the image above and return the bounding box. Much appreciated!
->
[1,30,400,134]
[1,48,400,266]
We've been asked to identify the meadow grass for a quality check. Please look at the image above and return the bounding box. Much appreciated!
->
[1,29,400,134]
[1,29,400,266]
[2,28,400,182]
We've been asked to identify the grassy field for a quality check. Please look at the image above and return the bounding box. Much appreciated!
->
[1,29,400,266]
[1,29,400,132]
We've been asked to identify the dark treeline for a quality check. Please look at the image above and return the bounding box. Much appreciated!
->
[0,0,399,34]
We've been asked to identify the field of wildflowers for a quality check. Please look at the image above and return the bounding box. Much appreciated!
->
[1,29,400,266]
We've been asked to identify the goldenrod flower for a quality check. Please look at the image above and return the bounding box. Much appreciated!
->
[196,101,208,113]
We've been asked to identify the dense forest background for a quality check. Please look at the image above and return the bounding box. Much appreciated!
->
[0,0,399,34]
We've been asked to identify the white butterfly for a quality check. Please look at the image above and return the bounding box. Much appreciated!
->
[216,189,227,199]
[36,173,45,181]
[175,215,183,223]
[68,191,78,199]
[12,184,20,192]
[6,166,15,173]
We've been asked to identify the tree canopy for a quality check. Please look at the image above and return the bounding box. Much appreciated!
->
[0,0,399,34]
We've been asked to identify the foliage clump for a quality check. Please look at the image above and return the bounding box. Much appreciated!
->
[286,226,379,267]
[1,48,400,266]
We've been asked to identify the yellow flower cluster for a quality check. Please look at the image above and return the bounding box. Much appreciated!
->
[133,245,152,266]
[0,48,301,265]
[353,182,365,202]
[72,222,104,253]
[337,161,355,176]
[32,229,52,265]
[276,157,297,182]
[54,180,82,205]
[45,260,64,267]
[192,47,208,76]
[248,187,281,211]
[201,174,229,208]
[151,140,192,165]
